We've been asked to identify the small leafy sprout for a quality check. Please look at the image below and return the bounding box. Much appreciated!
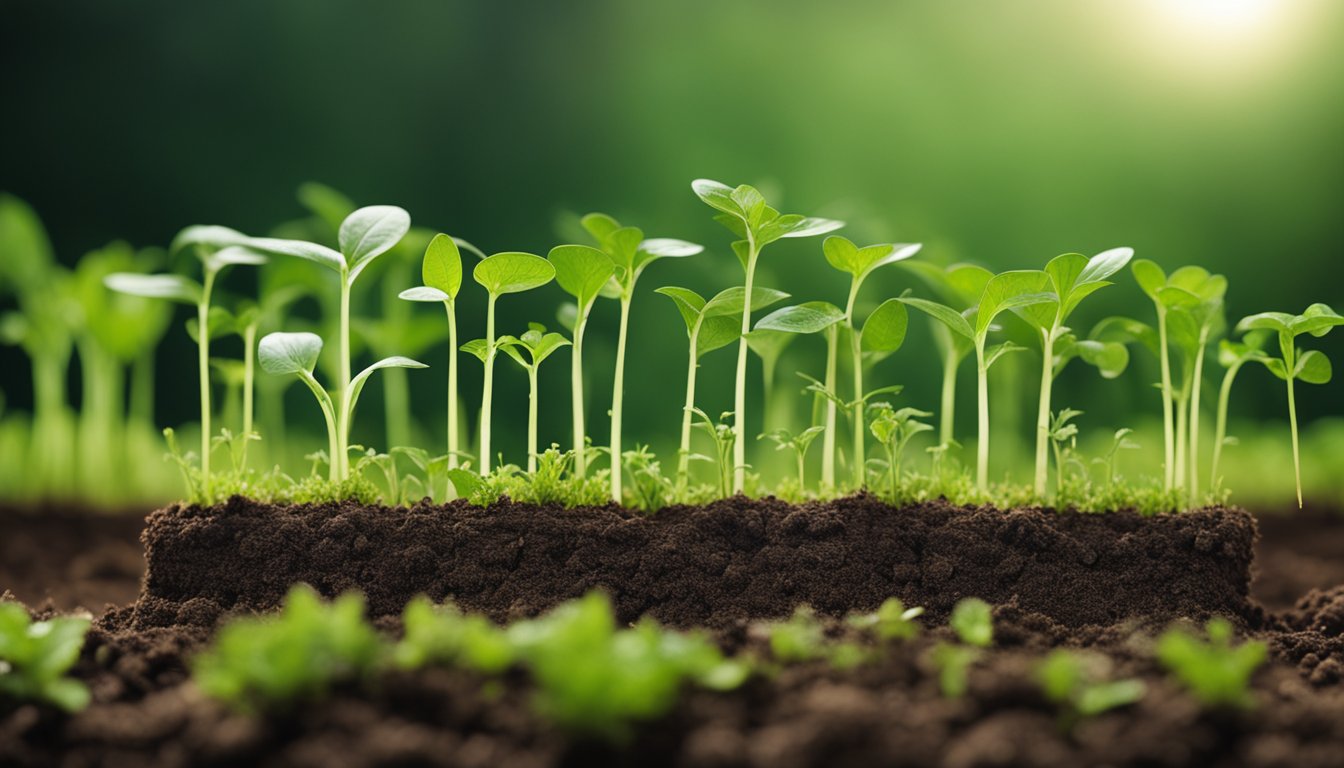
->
[240,206,411,481]
[950,597,994,648]
[930,597,994,698]
[1048,408,1084,498]
[258,332,426,481]
[622,444,674,513]
[659,286,788,490]
[760,425,826,494]
[1210,330,1271,494]
[1236,303,1344,507]
[106,229,266,502]
[902,271,1053,492]
[1094,428,1139,488]
[823,235,920,488]
[755,300,847,487]
[1016,248,1133,498]
[393,597,514,674]
[469,251,556,475]
[580,213,703,502]
[391,446,452,504]
[868,403,934,503]
[549,244,616,479]
[690,407,737,498]
[1156,618,1266,710]
[1036,650,1146,724]
[0,601,92,713]
[192,585,381,713]
[497,324,572,473]
[692,179,843,495]
[847,598,925,643]
[764,606,827,664]
[399,234,466,475]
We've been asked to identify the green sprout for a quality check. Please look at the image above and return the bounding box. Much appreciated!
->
[846,598,925,643]
[902,271,1053,492]
[0,601,91,713]
[1048,408,1083,497]
[466,251,556,475]
[659,286,788,489]
[258,331,425,480]
[760,425,826,493]
[868,403,934,503]
[1209,331,1270,494]
[1016,249,1133,497]
[399,234,468,473]
[497,325,572,473]
[1156,618,1265,710]
[393,597,514,674]
[548,244,616,479]
[692,179,843,494]
[1235,303,1344,507]
[1036,650,1146,724]
[580,213,703,502]
[930,597,994,698]
[690,407,737,499]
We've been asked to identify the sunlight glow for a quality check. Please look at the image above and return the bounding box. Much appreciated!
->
[1159,0,1280,31]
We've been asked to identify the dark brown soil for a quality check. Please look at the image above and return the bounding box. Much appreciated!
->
[0,505,143,611]
[2,498,1343,768]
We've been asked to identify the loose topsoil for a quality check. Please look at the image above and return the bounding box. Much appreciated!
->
[2,497,1343,768]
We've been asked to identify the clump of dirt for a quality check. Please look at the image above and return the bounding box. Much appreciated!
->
[137,494,1257,631]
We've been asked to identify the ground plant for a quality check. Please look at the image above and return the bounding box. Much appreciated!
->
[0,601,91,713]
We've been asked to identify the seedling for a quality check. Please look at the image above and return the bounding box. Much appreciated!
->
[1209,331,1270,493]
[1049,408,1083,496]
[236,206,410,480]
[950,597,993,648]
[760,425,826,493]
[548,244,616,478]
[868,403,934,502]
[1235,303,1344,506]
[692,179,843,493]
[902,271,1053,491]
[1156,618,1265,709]
[846,598,925,642]
[1036,650,1146,723]
[0,601,91,713]
[1094,428,1139,488]
[106,227,266,501]
[1016,249,1133,497]
[393,597,514,674]
[467,251,556,475]
[258,331,425,480]
[659,286,788,488]
[690,407,737,498]
[398,234,467,472]
[930,597,994,698]
[581,213,703,501]
[497,324,571,473]
[763,606,828,664]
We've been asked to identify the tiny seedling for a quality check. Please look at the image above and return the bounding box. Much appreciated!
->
[846,598,925,642]
[0,601,91,713]
[1036,650,1146,723]
[580,213,703,501]
[692,179,843,494]
[760,425,826,493]
[868,403,934,502]
[549,244,616,478]
[1094,428,1139,488]
[1209,331,1270,493]
[399,234,467,473]
[468,251,556,475]
[497,324,572,473]
[690,407,737,498]
[393,597,514,674]
[1048,408,1083,497]
[763,606,828,664]
[929,597,994,698]
[1235,304,1344,507]
[1156,618,1265,710]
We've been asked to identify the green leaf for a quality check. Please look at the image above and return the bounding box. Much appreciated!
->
[899,297,975,341]
[860,299,908,354]
[104,273,203,305]
[655,286,707,334]
[348,356,428,414]
[1089,316,1160,359]
[1076,246,1134,285]
[1075,339,1130,379]
[473,252,555,295]
[170,224,252,256]
[258,332,322,375]
[698,317,742,358]
[447,469,482,498]
[423,234,463,298]
[399,286,451,303]
[975,270,1052,338]
[824,236,921,281]
[754,301,845,334]
[702,286,790,318]
[1045,253,1088,300]
[243,236,346,273]
[205,246,268,273]
[0,193,55,291]
[1235,311,1293,335]
[461,338,492,363]
[549,245,616,309]
[640,238,703,258]
[579,212,622,242]
[744,328,794,365]
[340,205,411,281]
[1296,349,1332,384]
[1131,259,1167,300]
[186,306,237,343]
[984,340,1028,370]
[690,179,742,217]
[1218,331,1270,367]
[950,598,993,648]
[1292,303,1344,338]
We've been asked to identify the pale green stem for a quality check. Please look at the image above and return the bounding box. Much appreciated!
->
[383,366,410,450]
[1188,338,1208,505]
[844,280,864,489]
[1174,382,1190,491]
[130,351,155,428]
[198,270,217,501]
[479,294,497,476]
[1033,326,1055,498]
[1210,361,1243,493]
[975,337,990,493]
[796,448,806,491]
[527,365,539,474]
[1287,374,1303,508]
[610,297,632,501]
[299,370,339,479]
[32,353,70,494]
[939,345,957,447]
[677,324,700,486]
[570,314,588,477]
[1157,307,1174,490]
[821,326,838,489]
[732,235,759,494]
[445,301,459,472]
[336,278,352,480]
[241,323,256,471]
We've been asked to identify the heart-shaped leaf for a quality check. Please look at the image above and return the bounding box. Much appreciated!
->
[1296,349,1332,384]
[340,205,411,281]
[104,273,203,305]
[754,302,845,334]
[258,331,323,375]
[1131,259,1166,300]
[473,252,555,295]
[550,245,615,309]
[423,234,463,298]
[860,299,908,354]
[1074,339,1130,379]
[1292,303,1344,338]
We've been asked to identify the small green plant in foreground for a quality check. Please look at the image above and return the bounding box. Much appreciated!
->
[1156,617,1265,710]
[0,602,92,713]
[1036,650,1146,724]
[393,597,514,674]
[498,325,571,473]
[930,597,993,698]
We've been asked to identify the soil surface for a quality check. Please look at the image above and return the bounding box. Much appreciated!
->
[0,506,143,611]
[2,499,1342,768]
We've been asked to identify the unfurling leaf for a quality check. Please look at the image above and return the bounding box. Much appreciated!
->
[259,332,323,375]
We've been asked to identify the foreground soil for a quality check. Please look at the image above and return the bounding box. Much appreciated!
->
[2,498,1343,767]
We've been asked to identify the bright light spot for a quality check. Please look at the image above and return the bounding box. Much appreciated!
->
[1159,0,1280,31]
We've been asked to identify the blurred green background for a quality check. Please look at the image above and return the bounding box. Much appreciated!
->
[1,0,1342,501]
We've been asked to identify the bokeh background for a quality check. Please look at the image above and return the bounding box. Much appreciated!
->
[2,0,1342,502]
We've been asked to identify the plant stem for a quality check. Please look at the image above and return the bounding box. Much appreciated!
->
[731,235,759,495]
[1188,338,1207,505]
[1210,361,1242,493]
[1174,383,1189,492]
[336,278,352,481]
[939,342,957,447]
[1156,307,1174,490]
[1287,374,1303,508]
[241,322,256,471]
[570,314,587,477]
[198,270,217,500]
[479,293,497,476]
[300,370,339,475]
[676,325,699,487]
[130,351,155,428]
[821,326,838,490]
[445,301,459,473]
[31,352,71,495]
[975,337,990,493]
[383,366,410,450]
[610,297,632,502]
[844,281,864,489]
[796,448,806,492]
[527,365,539,474]
[1033,326,1054,498]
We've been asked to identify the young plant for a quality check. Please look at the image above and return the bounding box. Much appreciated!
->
[393,597,514,674]
[822,236,921,486]
[580,213,703,501]
[658,286,788,488]
[235,206,410,480]
[106,229,266,501]
[258,331,425,480]
[0,601,92,713]
[692,179,843,493]
[192,585,382,713]
[846,597,925,643]
[762,606,827,664]
[1048,408,1083,497]
[902,272,1053,491]
[1016,248,1133,497]
[548,244,616,478]
[497,325,571,473]
[930,597,994,698]
[1235,303,1344,506]
[1156,618,1265,710]
[397,235,468,469]
[690,407,737,499]
[1209,331,1270,493]
[465,252,555,474]
[760,425,826,493]
[868,403,934,502]
[1094,428,1139,488]
[1036,650,1146,724]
